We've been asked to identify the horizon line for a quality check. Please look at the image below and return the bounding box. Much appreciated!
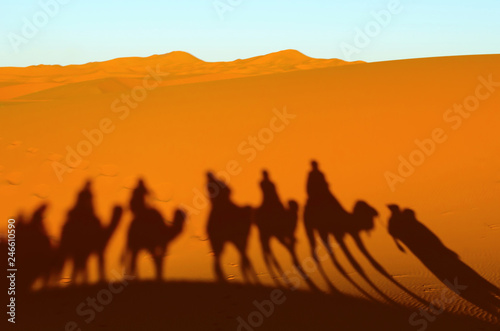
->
[2,50,499,69]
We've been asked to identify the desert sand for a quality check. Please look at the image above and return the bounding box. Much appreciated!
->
[0,51,499,330]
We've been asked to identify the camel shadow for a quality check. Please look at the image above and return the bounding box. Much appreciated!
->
[125,178,186,281]
[57,180,123,284]
[205,172,258,283]
[254,170,318,290]
[388,205,500,317]
[16,204,54,291]
[303,160,408,303]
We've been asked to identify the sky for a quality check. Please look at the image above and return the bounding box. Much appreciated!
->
[0,0,499,67]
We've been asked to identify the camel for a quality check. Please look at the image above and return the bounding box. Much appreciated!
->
[205,172,257,283]
[57,181,123,283]
[125,179,186,281]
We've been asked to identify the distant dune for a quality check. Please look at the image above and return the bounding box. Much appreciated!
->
[0,50,362,101]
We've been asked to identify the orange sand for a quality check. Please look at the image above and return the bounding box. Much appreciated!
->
[0,51,499,322]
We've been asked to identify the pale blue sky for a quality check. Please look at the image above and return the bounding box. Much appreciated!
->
[0,0,499,67]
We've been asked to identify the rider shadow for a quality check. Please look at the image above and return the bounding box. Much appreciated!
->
[254,170,319,291]
[205,172,258,284]
[348,203,430,306]
[388,205,500,317]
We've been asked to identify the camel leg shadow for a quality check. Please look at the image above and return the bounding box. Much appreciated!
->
[235,240,260,285]
[260,236,287,288]
[210,240,226,282]
[284,240,322,292]
[335,236,397,305]
[319,232,379,302]
[352,235,430,306]
[305,226,341,293]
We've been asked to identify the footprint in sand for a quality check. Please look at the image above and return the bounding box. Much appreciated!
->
[7,141,22,150]
[99,164,119,177]
[33,184,51,199]
[6,171,23,185]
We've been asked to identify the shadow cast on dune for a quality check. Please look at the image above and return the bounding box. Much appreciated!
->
[206,172,259,284]
[388,205,500,318]
[16,204,54,291]
[125,178,186,281]
[3,164,500,330]
[56,180,123,284]
[254,170,319,291]
[303,160,413,304]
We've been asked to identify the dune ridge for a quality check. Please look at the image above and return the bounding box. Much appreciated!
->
[0,50,363,101]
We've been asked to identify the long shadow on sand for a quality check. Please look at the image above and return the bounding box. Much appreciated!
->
[388,204,500,318]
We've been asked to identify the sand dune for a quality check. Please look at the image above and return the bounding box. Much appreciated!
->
[0,50,360,101]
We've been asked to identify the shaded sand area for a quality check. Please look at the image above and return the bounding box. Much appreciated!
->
[4,282,499,331]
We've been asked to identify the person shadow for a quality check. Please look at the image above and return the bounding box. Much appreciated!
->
[57,180,123,284]
[16,204,54,291]
[303,160,395,302]
[205,172,258,283]
[348,202,430,306]
[388,204,500,317]
[125,178,186,281]
[254,170,318,290]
